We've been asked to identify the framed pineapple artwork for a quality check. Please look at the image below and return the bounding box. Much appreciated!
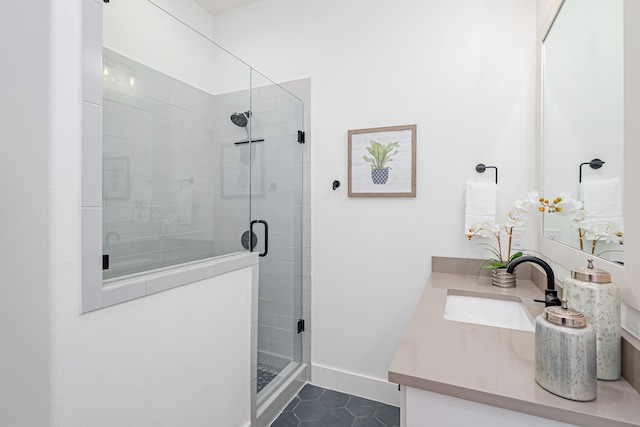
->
[348,124,416,197]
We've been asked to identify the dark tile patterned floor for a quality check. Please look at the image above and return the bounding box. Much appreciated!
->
[258,363,281,393]
[270,384,400,427]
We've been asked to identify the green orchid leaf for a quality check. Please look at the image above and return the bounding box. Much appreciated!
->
[476,258,506,277]
[509,252,523,262]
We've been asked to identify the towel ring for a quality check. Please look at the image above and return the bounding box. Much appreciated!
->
[579,159,605,183]
[476,163,498,184]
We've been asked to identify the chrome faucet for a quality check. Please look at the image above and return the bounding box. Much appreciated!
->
[507,256,562,307]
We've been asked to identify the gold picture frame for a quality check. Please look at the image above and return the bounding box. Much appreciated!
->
[348,124,416,197]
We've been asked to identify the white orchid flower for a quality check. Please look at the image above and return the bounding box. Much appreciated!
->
[513,200,532,216]
[505,213,524,228]
[473,228,491,238]
[467,220,500,239]
[604,223,624,244]
[553,194,583,216]
[605,233,622,244]
[584,225,607,241]
[466,189,604,266]
[526,190,541,204]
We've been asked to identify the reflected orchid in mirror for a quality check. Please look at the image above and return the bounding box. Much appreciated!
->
[538,192,624,256]
[582,222,624,255]
[549,193,624,255]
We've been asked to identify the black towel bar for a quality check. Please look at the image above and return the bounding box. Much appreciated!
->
[579,159,605,182]
[476,163,498,184]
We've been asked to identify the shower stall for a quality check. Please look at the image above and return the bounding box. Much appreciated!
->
[101,1,306,423]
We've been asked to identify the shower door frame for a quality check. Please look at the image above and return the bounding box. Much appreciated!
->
[248,71,306,411]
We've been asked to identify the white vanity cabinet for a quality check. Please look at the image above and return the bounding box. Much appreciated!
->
[403,387,577,427]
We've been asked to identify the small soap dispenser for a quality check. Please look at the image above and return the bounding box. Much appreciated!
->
[535,299,597,401]
[563,259,621,380]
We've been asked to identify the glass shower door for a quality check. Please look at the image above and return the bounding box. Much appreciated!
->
[249,70,304,398]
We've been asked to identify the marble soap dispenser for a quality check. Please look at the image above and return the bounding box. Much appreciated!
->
[535,299,597,401]
[563,259,621,380]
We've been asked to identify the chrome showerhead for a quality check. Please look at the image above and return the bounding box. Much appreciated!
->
[230,111,251,127]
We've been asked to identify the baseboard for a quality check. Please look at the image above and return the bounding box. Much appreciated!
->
[310,364,401,406]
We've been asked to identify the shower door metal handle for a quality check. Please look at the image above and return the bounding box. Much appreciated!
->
[250,220,269,257]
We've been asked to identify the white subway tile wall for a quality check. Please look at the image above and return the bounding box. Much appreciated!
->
[101,48,311,367]
[102,49,251,279]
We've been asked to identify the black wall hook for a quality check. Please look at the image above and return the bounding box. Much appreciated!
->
[476,163,498,184]
[332,180,341,190]
[579,158,605,182]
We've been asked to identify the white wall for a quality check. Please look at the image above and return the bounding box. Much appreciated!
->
[151,0,216,39]
[103,0,215,93]
[0,1,50,425]
[50,269,253,427]
[214,0,537,404]
[104,0,245,95]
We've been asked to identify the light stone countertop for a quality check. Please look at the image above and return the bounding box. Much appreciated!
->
[388,272,640,427]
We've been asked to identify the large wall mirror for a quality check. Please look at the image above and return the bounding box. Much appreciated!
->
[538,0,640,318]
[541,0,624,265]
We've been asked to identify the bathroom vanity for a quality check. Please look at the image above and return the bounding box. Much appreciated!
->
[388,257,640,427]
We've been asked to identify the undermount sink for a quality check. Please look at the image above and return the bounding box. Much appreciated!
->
[443,291,535,332]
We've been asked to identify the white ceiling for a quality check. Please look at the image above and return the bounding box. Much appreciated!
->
[193,0,262,16]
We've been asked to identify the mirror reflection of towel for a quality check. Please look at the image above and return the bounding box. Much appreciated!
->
[464,181,497,234]
[580,177,623,228]
[178,190,193,225]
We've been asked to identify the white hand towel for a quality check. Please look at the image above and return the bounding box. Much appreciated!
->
[464,181,497,234]
[178,190,194,225]
[580,177,623,228]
